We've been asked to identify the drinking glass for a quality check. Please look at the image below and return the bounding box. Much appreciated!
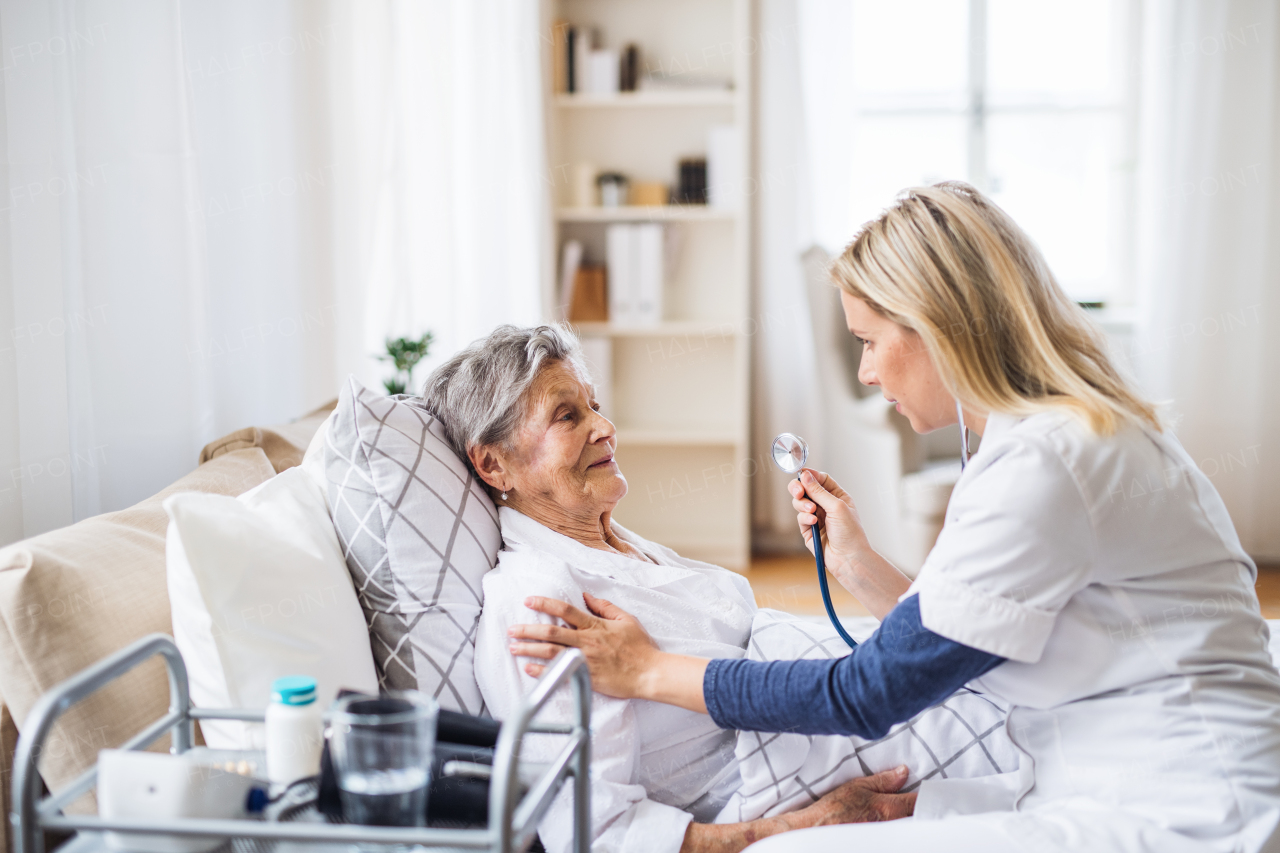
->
[330,691,438,828]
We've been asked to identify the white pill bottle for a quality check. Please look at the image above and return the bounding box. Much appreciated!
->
[265,675,324,787]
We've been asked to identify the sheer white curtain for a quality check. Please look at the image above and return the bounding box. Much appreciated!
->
[750,0,825,550]
[1134,0,1280,560]
[0,0,544,546]
[328,0,545,391]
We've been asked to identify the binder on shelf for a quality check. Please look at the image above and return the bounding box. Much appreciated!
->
[606,224,634,326]
[634,224,663,326]
[588,49,620,95]
[579,337,613,419]
[707,125,741,211]
[607,223,664,328]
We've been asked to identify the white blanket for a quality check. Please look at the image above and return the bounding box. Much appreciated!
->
[716,609,1022,824]
[476,509,757,853]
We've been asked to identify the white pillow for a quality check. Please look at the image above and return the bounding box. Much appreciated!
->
[299,410,334,509]
[165,466,379,748]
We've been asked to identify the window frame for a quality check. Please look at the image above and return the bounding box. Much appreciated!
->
[850,0,1141,306]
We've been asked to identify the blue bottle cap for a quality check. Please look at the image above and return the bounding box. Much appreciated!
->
[270,675,317,706]
[245,787,269,813]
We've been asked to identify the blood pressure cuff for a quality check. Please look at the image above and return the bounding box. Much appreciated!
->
[703,594,1006,740]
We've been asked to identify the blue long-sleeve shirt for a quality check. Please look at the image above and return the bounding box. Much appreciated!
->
[703,595,1005,739]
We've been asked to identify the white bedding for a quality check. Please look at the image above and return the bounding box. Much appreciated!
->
[476,509,757,853]
[715,613,1280,826]
[475,505,1280,851]
[715,609,1022,824]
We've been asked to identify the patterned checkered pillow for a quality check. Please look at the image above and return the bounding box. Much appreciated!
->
[715,609,1019,823]
[325,377,501,714]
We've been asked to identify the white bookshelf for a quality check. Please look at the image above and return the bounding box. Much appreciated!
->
[554,90,736,109]
[542,0,753,569]
[616,429,741,447]
[556,206,738,223]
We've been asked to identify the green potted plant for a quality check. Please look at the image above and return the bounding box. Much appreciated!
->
[377,332,433,395]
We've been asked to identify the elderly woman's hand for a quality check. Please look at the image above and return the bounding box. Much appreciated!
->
[801,765,917,824]
[677,766,915,852]
[509,593,711,712]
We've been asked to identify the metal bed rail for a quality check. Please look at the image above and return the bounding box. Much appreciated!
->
[11,633,591,853]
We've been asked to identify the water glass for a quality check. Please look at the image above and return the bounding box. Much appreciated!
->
[330,691,439,828]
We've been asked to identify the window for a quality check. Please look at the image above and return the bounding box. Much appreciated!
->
[849,0,1137,304]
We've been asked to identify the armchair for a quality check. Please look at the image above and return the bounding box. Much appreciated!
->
[801,246,965,576]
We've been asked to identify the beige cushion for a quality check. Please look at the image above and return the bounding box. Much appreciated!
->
[0,448,276,797]
[199,399,338,473]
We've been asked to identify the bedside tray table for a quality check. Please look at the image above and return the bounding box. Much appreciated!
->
[12,635,590,853]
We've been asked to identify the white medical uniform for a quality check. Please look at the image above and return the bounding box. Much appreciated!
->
[751,411,1280,853]
[475,507,757,853]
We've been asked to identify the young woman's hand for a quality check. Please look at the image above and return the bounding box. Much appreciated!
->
[789,468,870,566]
[789,468,912,620]
[509,593,710,712]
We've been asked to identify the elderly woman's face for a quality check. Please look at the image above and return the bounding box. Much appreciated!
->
[497,360,626,513]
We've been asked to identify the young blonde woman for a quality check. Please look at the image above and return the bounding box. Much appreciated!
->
[510,182,1280,852]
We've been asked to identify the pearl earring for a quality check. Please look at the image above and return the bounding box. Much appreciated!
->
[501,492,507,501]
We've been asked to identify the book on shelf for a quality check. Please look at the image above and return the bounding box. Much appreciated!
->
[620,44,638,92]
[558,239,584,318]
[569,26,593,94]
[568,266,608,323]
[557,23,638,95]
[676,158,707,205]
[565,27,574,92]
[607,223,664,327]
[552,21,569,94]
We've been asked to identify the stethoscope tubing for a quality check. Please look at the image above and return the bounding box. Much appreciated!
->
[804,403,970,652]
[803,474,859,649]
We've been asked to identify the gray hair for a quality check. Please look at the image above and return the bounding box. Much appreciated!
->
[421,324,591,461]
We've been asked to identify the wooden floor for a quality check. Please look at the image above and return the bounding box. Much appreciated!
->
[747,555,872,617]
[748,555,1280,619]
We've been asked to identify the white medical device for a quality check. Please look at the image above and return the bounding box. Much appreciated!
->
[97,748,261,852]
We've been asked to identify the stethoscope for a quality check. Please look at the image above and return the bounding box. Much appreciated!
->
[772,401,971,650]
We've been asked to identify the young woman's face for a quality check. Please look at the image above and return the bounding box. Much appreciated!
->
[841,291,957,434]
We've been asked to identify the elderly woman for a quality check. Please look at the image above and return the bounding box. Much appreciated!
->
[420,325,915,853]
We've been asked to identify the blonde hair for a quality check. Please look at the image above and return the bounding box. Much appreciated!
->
[830,182,1157,435]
